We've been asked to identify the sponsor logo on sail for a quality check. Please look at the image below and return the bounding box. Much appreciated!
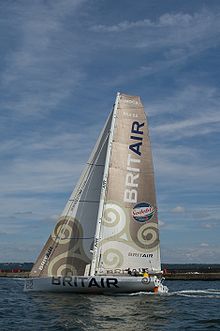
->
[123,98,139,105]
[132,202,155,222]
[123,121,144,204]
[128,252,153,258]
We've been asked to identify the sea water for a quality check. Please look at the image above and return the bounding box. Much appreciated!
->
[0,278,219,331]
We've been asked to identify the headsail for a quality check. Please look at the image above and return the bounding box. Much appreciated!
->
[30,111,113,277]
[94,93,161,274]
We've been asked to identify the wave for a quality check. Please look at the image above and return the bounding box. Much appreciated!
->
[169,289,220,298]
[123,288,220,298]
[128,291,155,296]
[12,277,26,281]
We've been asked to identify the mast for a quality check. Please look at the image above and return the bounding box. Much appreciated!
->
[90,93,120,276]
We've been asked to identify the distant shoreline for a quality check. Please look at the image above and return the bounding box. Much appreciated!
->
[0,272,29,278]
[1,271,220,280]
[164,272,220,280]
[1,263,220,280]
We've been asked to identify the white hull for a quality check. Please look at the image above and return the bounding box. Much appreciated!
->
[24,275,168,294]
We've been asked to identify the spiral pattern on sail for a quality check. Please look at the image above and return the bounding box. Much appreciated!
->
[102,248,123,268]
[48,255,87,276]
[56,264,77,276]
[102,203,126,239]
[52,217,72,243]
[45,216,92,276]
[51,217,81,250]
[53,223,72,244]
[136,223,159,249]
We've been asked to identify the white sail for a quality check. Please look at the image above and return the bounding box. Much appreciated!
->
[30,111,113,277]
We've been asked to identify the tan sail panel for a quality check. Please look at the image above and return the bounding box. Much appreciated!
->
[97,93,161,274]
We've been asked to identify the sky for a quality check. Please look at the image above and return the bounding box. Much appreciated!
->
[0,0,220,264]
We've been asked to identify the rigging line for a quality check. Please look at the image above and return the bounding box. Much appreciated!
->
[92,102,119,274]
[69,199,99,203]
[86,162,105,166]
[47,169,91,257]
[37,114,112,276]
[51,236,94,240]
[67,127,110,214]
[67,109,112,214]
[48,127,111,260]
[76,131,110,222]
[70,129,110,221]
[37,161,94,276]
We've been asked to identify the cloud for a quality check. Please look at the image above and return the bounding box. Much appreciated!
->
[0,122,102,197]
[0,0,87,118]
[14,211,33,216]
[201,223,218,229]
[171,206,185,213]
[0,242,41,262]
[158,219,165,227]
[88,9,220,92]
[153,112,220,137]
[137,10,220,51]
[90,19,154,32]
[161,245,220,263]
[200,243,209,247]
[153,150,219,194]
[90,10,220,59]
[150,83,220,135]
[90,12,203,32]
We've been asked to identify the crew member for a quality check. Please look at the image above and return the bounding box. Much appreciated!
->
[143,268,149,278]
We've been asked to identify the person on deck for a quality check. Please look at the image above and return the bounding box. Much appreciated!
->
[143,268,149,278]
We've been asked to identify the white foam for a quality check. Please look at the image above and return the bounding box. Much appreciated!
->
[169,289,220,298]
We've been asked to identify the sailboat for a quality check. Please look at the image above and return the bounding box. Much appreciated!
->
[24,93,168,294]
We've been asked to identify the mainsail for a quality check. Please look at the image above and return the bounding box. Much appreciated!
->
[30,93,161,278]
[93,93,161,274]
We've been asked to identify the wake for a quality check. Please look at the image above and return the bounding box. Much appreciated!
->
[127,289,220,298]
[170,289,220,298]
